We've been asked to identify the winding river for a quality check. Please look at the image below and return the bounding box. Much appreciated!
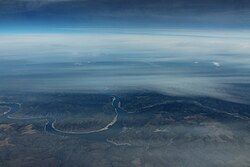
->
[2,95,243,141]
[0,96,127,140]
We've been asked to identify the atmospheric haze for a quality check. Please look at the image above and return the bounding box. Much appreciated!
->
[0,30,250,103]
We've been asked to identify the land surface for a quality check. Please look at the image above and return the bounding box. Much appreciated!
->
[0,92,249,167]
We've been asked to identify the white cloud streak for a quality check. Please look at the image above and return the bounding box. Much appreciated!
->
[0,31,250,103]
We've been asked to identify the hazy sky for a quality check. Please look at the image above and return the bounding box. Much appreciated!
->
[1,0,250,31]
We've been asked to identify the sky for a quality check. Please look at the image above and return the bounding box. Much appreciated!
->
[0,0,250,103]
[1,0,250,31]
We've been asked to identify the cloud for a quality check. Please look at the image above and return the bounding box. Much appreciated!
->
[0,31,250,103]
[212,62,220,67]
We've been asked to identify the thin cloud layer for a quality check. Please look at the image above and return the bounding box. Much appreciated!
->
[0,30,250,103]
